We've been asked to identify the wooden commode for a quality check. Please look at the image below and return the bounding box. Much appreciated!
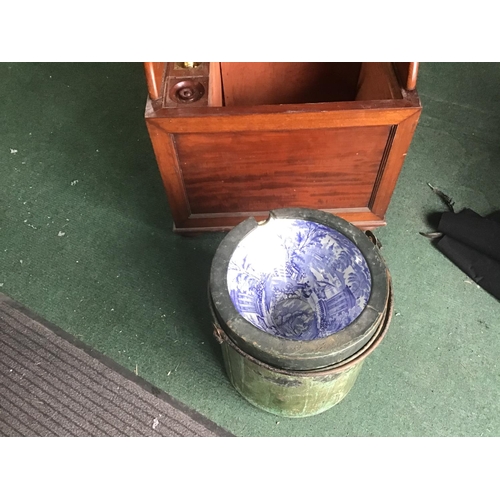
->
[144,62,421,233]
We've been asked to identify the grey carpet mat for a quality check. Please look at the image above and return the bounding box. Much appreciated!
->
[0,293,232,437]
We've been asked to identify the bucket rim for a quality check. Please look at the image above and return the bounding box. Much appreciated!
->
[214,277,394,377]
[209,208,390,371]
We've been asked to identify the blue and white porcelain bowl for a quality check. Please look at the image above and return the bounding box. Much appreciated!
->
[227,218,372,341]
[210,208,392,415]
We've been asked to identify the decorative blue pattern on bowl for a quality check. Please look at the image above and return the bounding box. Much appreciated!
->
[227,219,372,340]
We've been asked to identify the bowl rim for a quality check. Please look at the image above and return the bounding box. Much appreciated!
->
[209,208,390,371]
[226,215,372,339]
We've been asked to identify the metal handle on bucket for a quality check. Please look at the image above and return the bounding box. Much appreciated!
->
[213,322,225,345]
[207,286,225,345]
[365,230,382,249]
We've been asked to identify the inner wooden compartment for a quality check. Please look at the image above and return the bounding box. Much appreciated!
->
[210,62,404,107]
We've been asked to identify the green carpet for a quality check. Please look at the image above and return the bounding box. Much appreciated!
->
[1,63,499,436]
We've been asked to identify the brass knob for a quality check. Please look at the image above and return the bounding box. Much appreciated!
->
[177,62,201,69]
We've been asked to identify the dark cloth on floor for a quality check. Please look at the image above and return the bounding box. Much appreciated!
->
[437,235,500,299]
[435,209,500,300]
[438,208,500,261]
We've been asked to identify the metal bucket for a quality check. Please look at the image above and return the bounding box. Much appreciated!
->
[209,208,393,418]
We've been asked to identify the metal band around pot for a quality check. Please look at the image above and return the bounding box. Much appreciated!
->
[211,276,393,377]
[209,208,390,371]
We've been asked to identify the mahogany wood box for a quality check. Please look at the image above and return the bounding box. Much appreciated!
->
[144,62,421,233]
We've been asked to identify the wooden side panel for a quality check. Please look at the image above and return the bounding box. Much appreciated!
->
[144,63,166,101]
[370,109,422,216]
[176,126,391,214]
[145,115,191,223]
[221,63,362,106]
[356,62,402,101]
[145,96,422,233]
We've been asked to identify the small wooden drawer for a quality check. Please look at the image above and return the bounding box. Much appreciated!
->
[144,62,421,233]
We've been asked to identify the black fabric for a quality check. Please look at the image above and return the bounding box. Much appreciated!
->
[433,209,500,300]
[437,235,500,299]
[438,209,500,261]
